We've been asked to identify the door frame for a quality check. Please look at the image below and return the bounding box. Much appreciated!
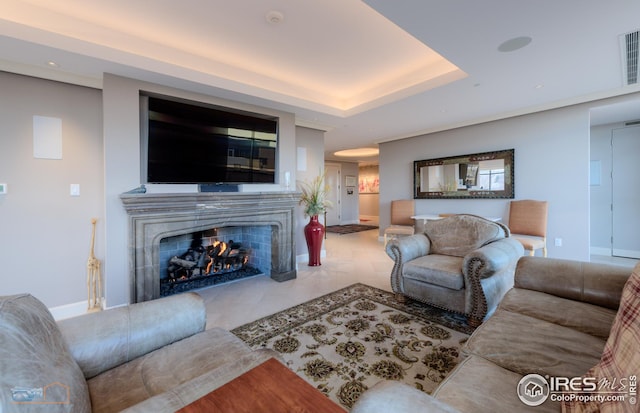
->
[324,163,341,226]
[611,125,640,258]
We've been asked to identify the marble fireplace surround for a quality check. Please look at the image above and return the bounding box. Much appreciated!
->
[120,191,299,303]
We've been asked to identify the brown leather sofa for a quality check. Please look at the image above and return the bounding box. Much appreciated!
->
[0,292,279,413]
[352,256,636,412]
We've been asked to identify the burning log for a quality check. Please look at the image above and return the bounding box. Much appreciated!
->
[168,256,197,269]
[167,245,206,279]
[168,239,249,279]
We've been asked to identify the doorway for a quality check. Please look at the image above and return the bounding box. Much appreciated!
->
[612,125,640,258]
[324,163,341,226]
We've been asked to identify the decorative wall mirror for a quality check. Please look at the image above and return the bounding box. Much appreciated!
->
[414,149,514,199]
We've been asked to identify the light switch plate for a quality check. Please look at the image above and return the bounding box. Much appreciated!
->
[70,184,80,197]
[0,183,7,194]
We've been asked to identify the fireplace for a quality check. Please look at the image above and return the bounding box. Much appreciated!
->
[120,192,298,303]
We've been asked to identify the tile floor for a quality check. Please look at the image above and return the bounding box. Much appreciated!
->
[196,226,639,331]
[197,228,392,330]
[590,254,639,268]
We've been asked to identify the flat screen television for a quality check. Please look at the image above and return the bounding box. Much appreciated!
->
[140,94,278,185]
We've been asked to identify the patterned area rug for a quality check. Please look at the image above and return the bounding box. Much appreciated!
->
[231,284,472,410]
[325,224,378,235]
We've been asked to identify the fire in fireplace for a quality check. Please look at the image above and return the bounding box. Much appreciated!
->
[160,231,262,297]
[167,240,249,279]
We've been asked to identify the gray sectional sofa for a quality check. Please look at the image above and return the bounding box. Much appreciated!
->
[0,292,279,413]
[352,256,637,412]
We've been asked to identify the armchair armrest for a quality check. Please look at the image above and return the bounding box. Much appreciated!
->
[462,237,523,325]
[385,234,431,293]
[385,233,431,264]
[58,292,206,379]
[514,256,631,310]
[463,237,524,280]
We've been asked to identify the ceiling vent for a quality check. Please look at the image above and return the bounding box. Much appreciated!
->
[620,30,639,85]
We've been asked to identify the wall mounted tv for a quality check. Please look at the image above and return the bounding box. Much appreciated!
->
[140,94,278,185]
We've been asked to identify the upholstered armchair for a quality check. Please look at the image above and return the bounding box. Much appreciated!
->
[385,214,524,327]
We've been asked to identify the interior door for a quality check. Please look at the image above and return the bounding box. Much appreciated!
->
[612,125,640,258]
[324,164,341,226]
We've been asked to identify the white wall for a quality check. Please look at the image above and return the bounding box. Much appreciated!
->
[380,92,640,261]
[0,72,104,307]
[294,126,325,257]
[102,74,298,307]
[381,105,592,260]
[339,162,360,224]
[589,122,619,254]
[323,160,360,225]
[1,72,301,309]
[590,121,640,256]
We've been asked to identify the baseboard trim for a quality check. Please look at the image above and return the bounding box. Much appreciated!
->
[296,250,327,266]
[49,300,91,321]
[590,247,611,256]
[612,249,640,259]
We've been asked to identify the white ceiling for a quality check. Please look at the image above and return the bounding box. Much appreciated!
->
[1,0,640,163]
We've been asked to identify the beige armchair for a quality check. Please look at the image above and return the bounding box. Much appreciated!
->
[385,214,524,327]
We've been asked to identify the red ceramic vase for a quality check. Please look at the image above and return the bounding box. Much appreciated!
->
[304,215,325,266]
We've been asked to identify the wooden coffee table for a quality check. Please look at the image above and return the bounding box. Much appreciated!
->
[177,357,346,412]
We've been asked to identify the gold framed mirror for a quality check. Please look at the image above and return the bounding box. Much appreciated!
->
[414,149,514,199]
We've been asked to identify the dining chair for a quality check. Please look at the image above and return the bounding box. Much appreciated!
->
[383,200,415,246]
[508,200,548,256]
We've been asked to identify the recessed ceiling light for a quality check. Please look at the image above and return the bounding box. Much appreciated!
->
[498,36,532,52]
[266,10,284,25]
[535,84,544,89]
[334,148,379,157]
[47,61,59,67]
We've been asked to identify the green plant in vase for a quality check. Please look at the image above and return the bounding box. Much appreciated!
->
[298,173,332,266]
[298,173,332,216]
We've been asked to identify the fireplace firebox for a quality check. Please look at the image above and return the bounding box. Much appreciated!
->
[159,226,270,296]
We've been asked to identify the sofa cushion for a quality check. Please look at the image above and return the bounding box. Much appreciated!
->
[87,327,255,413]
[352,380,464,413]
[0,294,91,413]
[425,215,505,257]
[465,309,606,378]
[403,255,464,290]
[119,351,280,413]
[562,262,640,413]
[499,288,617,340]
[434,355,559,413]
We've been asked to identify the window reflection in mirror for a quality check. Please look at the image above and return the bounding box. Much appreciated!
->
[414,149,514,199]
